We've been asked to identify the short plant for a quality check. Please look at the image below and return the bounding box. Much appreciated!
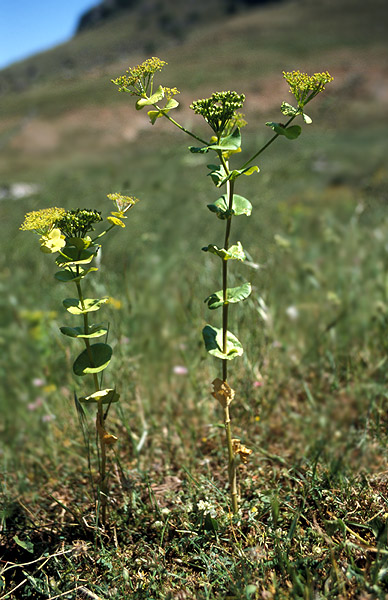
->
[20,194,139,524]
[112,59,333,514]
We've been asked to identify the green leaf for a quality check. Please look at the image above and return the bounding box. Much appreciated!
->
[56,246,98,267]
[67,237,92,250]
[245,584,258,599]
[207,163,228,187]
[208,128,241,152]
[60,325,108,339]
[207,194,252,219]
[136,85,164,109]
[283,125,302,139]
[54,267,98,283]
[205,282,252,309]
[148,109,163,124]
[190,129,241,155]
[202,242,245,261]
[225,165,260,184]
[189,146,210,154]
[207,195,232,219]
[266,122,302,139]
[164,98,179,110]
[79,388,120,404]
[63,297,109,314]
[13,535,34,554]
[73,343,112,376]
[204,513,219,532]
[202,325,243,360]
[231,194,252,215]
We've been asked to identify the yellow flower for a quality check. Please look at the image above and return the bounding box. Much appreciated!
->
[43,384,57,394]
[163,86,180,99]
[20,207,66,234]
[108,297,122,310]
[107,193,139,214]
[111,57,167,94]
[283,70,333,108]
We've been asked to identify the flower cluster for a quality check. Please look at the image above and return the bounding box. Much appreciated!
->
[283,70,333,108]
[56,209,103,238]
[20,207,66,234]
[108,193,138,214]
[111,57,167,95]
[197,500,217,518]
[190,91,245,135]
[107,193,139,227]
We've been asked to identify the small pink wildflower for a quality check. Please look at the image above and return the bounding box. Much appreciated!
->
[173,365,188,375]
[42,414,56,423]
[253,381,263,388]
[32,378,45,387]
[27,397,43,411]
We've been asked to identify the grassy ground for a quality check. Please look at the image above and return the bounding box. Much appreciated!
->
[1,0,388,598]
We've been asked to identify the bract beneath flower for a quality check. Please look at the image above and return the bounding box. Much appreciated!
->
[40,228,66,254]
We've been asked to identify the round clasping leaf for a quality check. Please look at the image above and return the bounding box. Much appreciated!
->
[79,388,120,404]
[63,297,109,314]
[202,325,243,360]
[60,325,108,339]
[73,343,112,376]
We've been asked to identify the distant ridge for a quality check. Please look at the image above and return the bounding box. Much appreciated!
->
[0,0,284,94]
[76,0,284,33]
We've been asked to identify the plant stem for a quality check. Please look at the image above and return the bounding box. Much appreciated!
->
[224,405,238,514]
[241,115,296,169]
[221,169,238,513]
[156,106,208,145]
[75,275,107,525]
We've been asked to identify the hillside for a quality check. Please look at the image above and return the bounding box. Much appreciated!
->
[0,0,286,96]
[76,0,284,34]
[0,0,387,184]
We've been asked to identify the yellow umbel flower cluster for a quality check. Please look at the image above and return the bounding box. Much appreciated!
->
[107,193,139,213]
[20,207,66,234]
[107,193,140,227]
[111,57,167,94]
[283,70,333,108]
[163,86,180,100]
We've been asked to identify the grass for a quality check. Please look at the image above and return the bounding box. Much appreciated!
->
[1,124,388,597]
[1,0,388,597]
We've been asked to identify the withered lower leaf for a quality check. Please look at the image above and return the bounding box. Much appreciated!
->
[232,438,253,464]
[211,378,235,408]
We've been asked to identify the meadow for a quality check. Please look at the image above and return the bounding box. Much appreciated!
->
[1,0,388,597]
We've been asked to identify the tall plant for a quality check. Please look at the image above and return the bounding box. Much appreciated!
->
[112,59,333,512]
[20,194,139,524]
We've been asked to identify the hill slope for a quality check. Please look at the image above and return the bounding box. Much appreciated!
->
[0,0,387,180]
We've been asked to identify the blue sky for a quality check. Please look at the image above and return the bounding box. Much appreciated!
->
[0,0,96,69]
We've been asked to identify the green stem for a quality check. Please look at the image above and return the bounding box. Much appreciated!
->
[220,163,238,513]
[75,274,107,525]
[241,115,296,169]
[155,106,208,145]
[91,223,115,242]
[75,280,99,392]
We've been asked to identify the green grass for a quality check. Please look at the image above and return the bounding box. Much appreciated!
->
[1,124,388,597]
[1,0,388,597]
